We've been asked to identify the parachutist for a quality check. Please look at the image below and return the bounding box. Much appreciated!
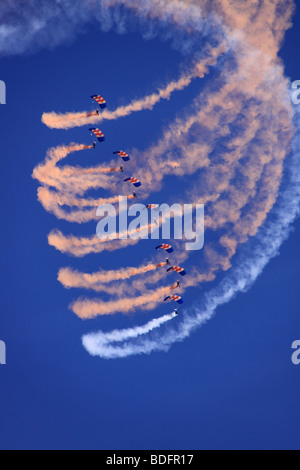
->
[156,244,174,253]
[164,295,183,304]
[89,128,105,142]
[91,94,107,109]
[124,176,142,187]
[113,150,130,162]
[167,265,186,276]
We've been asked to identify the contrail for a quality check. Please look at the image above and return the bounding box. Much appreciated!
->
[82,311,177,359]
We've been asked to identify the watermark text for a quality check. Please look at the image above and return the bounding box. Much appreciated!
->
[0,340,6,365]
[291,340,300,365]
[0,80,6,105]
[96,197,204,251]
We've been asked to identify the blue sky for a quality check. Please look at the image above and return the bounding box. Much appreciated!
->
[0,1,299,450]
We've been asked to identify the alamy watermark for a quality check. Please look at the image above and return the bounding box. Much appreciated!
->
[291,340,300,365]
[0,340,6,365]
[0,80,6,105]
[96,197,204,251]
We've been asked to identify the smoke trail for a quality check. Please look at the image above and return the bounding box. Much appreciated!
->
[42,70,203,129]
[32,143,114,195]
[33,143,131,224]
[48,229,140,257]
[0,0,222,57]
[70,283,181,318]
[42,44,227,130]
[58,261,169,289]
[82,311,177,359]
[36,187,122,224]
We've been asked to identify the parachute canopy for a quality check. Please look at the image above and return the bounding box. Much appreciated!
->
[89,128,105,142]
[113,151,130,162]
[167,266,186,276]
[124,177,142,188]
[164,295,183,304]
[91,94,107,109]
[156,244,174,253]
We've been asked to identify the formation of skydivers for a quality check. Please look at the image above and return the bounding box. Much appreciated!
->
[89,94,187,315]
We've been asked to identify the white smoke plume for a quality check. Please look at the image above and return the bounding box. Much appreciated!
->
[82,311,177,359]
